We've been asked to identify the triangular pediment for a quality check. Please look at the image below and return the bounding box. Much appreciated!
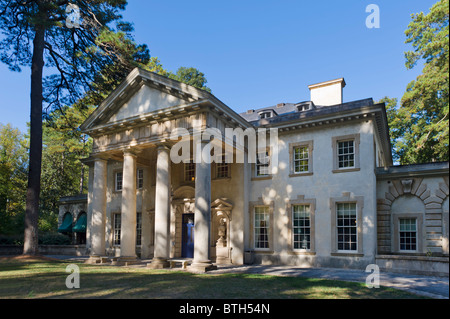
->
[106,84,188,123]
[80,67,252,134]
[80,68,209,131]
[211,198,233,210]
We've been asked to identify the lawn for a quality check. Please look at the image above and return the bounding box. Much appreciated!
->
[0,256,423,299]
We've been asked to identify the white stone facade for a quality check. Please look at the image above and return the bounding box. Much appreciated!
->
[58,68,448,274]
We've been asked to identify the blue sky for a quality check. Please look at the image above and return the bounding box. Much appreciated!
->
[0,0,438,133]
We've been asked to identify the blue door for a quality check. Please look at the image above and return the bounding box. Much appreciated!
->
[182,214,194,258]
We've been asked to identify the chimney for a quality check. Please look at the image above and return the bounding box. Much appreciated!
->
[308,78,346,106]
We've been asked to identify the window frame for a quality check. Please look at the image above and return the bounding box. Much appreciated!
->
[287,196,316,254]
[332,134,360,173]
[255,150,270,177]
[330,194,364,256]
[336,203,358,252]
[249,199,274,252]
[398,218,417,252]
[184,161,196,182]
[392,213,423,254]
[136,212,142,246]
[289,141,314,177]
[113,213,121,246]
[115,171,123,192]
[253,206,270,250]
[137,168,144,189]
[215,154,230,179]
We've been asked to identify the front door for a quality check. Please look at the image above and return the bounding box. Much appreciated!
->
[181,213,194,258]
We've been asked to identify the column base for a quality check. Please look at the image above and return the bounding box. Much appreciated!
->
[111,256,139,266]
[85,255,109,264]
[147,257,170,269]
[189,261,217,273]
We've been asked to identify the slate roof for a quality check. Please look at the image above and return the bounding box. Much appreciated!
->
[239,98,374,126]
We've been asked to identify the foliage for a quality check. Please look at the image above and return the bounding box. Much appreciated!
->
[0,123,28,235]
[398,0,449,164]
[0,0,143,254]
[169,66,212,93]
[39,105,95,232]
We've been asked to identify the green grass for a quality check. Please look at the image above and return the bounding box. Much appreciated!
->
[0,257,424,299]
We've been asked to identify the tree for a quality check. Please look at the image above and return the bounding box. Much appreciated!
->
[39,106,94,232]
[170,66,212,93]
[0,124,28,235]
[0,0,142,255]
[399,0,449,164]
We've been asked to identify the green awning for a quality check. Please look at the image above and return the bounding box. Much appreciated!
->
[58,214,73,233]
[73,213,87,233]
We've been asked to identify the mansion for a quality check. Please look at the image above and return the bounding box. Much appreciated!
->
[58,68,449,275]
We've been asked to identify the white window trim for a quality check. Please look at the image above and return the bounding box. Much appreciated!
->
[330,194,364,256]
[249,199,274,252]
[289,141,314,177]
[398,218,418,252]
[332,134,361,173]
[115,171,123,192]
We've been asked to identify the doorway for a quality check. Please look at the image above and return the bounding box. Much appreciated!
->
[181,213,194,258]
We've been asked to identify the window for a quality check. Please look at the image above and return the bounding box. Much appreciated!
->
[216,154,230,178]
[332,134,360,173]
[115,172,123,191]
[254,206,270,249]
[137,169,144,189]
[337,140,355,168]
[399,218,417,251]
[259,111,272,119]
[293,146,309,173]
[113,213,121,246]
[336,203,357,251]
[289,141,313,177]
[136,212,142,246]
[292,205,311,250]
[185,162,195,182]
[256,151,270,177]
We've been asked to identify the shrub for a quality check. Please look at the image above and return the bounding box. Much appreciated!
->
[39,233,71,245]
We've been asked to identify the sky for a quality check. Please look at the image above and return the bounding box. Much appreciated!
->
[0,0,438,133]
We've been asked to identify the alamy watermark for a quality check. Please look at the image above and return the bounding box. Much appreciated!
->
[365,264,380,288]
[65,264,80,289]
[168,126,279,168]
[65,3,82,29]
[366,4,380,29]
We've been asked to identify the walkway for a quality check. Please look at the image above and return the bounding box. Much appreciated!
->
[47,255,449,299]
[208,264,449,299]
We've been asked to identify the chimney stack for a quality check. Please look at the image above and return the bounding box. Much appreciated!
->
[308,78,346,106]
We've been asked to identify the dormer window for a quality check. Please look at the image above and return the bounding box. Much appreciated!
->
[297,101,314,112]
[259,110,276,119]
[260,112,272,119]
[298,105,309,112]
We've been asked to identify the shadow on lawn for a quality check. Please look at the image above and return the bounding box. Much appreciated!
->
[0,258,423,299]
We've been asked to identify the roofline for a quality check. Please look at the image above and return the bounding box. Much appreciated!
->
[80,68,252,132]
[376,162,449,179]
[245,99,393,166]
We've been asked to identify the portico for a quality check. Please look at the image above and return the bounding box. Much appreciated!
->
[81,68,250,270]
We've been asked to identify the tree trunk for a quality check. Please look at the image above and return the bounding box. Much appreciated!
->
[23,26,45,256]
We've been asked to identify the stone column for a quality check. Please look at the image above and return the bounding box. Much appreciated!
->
[88,157,107,263]
[190,141,216,272]
[148,144,171,269]
[118,149,138,265]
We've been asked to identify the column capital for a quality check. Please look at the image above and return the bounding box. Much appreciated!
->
[155,140,172,151]
[123,148,140,157]
[91,154,110,162]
